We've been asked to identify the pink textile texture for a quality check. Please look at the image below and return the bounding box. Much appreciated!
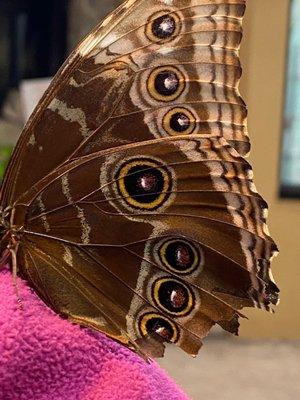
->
[0,267,189,400]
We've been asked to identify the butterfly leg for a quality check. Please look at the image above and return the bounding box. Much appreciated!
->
[5,237,23,310]
[0,248,10,269]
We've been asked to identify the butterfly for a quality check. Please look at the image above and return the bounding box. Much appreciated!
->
[0,0,279,358]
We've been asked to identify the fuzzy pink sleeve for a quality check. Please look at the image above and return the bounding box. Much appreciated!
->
[0,268,189,400]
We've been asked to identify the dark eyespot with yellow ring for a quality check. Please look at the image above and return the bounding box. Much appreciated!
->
[159,239,201,275]
[147,66,186,102]
[163,107,197,136]
[146,11,181,43]
[139,312,179,343]
[152,278,195,317]
[116,158,172,210]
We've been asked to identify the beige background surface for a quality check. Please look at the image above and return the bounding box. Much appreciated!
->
[239,0,300,339]
[159,338,300,400]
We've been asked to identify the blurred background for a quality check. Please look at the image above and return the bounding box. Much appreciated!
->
[0,0,299,399]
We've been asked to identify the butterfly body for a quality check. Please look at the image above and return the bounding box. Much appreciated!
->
[0,0,279,358]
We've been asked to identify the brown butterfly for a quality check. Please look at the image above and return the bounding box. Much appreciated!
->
[0,0,279,358]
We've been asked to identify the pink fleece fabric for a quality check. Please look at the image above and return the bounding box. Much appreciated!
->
[0,267,189,400]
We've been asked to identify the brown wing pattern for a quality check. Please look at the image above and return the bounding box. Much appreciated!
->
[19,136,278,356]
[0,0,279,358]
[1,0,248,208]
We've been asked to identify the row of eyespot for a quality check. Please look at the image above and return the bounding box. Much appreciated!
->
[146,12,198,136]
[147,66,197,136]
[138,12,192,344]
[139,237,202,343]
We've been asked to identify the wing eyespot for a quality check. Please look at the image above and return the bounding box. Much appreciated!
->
[147,66,186,102]
[163,107,197,136]
[138,312,179,343]
[146,11,181,43]
[152,278,195,317]
[158,239,202,275]
[116,158,173,210]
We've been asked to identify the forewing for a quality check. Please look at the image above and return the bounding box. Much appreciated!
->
[1,0,248,208]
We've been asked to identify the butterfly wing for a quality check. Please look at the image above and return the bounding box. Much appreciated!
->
[1,0,279,357]
[19,136,278,357]
[1,0,248,207]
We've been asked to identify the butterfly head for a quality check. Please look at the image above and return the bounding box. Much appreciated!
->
[0,207,10,231]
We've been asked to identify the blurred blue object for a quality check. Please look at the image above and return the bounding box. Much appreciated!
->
[281,0,300,197]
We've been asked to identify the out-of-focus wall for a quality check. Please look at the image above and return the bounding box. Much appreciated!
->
[68,0,121,50]
[240,0,300,339]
